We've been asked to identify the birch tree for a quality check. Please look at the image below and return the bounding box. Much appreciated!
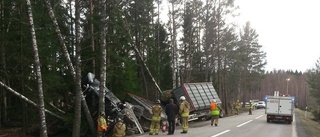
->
[98,0,107,124]
[25,0,48,136]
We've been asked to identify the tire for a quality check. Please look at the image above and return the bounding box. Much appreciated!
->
[267,118,270,123]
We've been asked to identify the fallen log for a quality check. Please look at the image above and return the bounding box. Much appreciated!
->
[0,81,63,120]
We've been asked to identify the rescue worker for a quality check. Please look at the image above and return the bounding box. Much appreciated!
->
[149,100,162,135]
[210,99,222,126]
[112,117,126,137]
[179,96,190,134]
[165,99,178,135]
[234,100,240,115]
[249,101,253,115]
[97,112,108,137]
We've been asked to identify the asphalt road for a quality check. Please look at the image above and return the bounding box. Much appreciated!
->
[132,109,300,137]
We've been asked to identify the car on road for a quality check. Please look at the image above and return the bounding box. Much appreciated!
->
[252,100,259,109]
[256,101,266,109]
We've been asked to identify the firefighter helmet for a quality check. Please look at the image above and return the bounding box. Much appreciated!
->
[156,100,161,104]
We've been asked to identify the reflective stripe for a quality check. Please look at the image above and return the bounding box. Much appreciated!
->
[152,116,161,122]
[181,112,189,118]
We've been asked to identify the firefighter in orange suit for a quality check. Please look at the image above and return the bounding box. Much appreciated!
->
[179,96,190,134]
[210,99,222,126]
[97,112,108,137]
[149,100,162,135]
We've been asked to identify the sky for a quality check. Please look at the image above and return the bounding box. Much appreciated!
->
[234,0,320,72]
[160,0,320,72]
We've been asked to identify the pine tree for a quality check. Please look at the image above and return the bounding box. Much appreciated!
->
[237,22,266,102]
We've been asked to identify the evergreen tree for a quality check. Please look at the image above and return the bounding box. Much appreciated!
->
[237,22,266,102]
[180,1,196,82]
[307,57,320,120]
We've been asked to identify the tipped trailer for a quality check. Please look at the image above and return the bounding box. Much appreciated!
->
[265,95,295,124]
[171,82,223,121]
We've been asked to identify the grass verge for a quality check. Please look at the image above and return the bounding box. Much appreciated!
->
[295,109,320,137]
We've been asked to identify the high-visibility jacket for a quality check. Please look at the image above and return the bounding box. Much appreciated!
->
[249,103,253,109]
[179,100,190,118]
[97,116,108,132]
[210,102,220,116]
[112,121,126,137]
[235,101,240,109]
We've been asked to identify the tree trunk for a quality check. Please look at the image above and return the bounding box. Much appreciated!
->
[25,0,48,136]
[0,82,64,119]
[72,0,82,136]
[81,95,96,136]
[0,0,8,126]
[171,1,177,88]
[20,3,26,135]
[121,14,162,95]
[43,0,75,76]
[98,0,107,132]
[43,0,95,134]
[0,0,3,127]
[90,0,96,74]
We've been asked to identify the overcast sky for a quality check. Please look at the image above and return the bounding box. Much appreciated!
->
[160,0,320,72]
[234,0,320,72]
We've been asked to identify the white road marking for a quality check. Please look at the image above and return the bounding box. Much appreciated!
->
[210,130,230,137]
[255,115,264,119]
[236,120,253,127]
[292,113,297,137]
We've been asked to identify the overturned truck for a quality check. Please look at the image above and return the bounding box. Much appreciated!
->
[128,82,223,123]
[82,73,144,135]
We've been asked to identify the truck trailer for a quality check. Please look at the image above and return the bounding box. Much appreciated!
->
[171,82,223,121]
[265,95,295,124]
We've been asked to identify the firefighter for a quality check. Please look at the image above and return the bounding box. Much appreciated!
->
[234,100,240,115]
[179,96,190,134]
[112,117,126,137]
[249,101,253,115]
[210,99,222,126]
[149,100,162,135]
[97,112,108,137]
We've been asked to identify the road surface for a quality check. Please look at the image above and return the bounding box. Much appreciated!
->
[132,109,299,137]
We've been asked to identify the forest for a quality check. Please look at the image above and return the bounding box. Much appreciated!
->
[1,0,320,137]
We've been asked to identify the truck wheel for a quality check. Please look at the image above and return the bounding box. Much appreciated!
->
[267,118,270,123]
